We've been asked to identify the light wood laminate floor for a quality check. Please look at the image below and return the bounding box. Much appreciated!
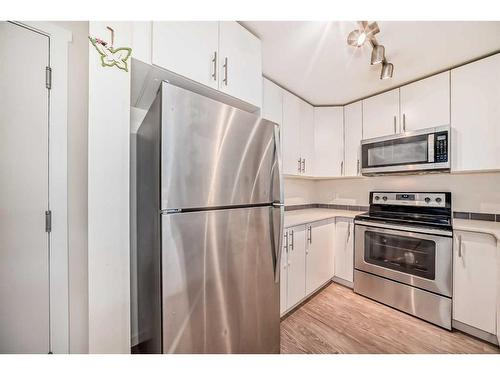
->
[280,283,500,354]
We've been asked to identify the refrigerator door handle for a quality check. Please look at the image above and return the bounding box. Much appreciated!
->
[273,124,284,204]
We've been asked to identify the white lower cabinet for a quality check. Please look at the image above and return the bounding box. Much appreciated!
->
[306,220,335,295]
[279,231,288,316]
[285,225,307,310]
[281,220,337,315]
[453,230,497,337]
[334,218,354,283]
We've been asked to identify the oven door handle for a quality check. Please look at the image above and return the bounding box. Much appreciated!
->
[354,219,453,237]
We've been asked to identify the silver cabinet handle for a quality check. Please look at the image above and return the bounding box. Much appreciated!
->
[301,158,305,173]
[341,161,344,176]
[402,113,406,132]
[307,226,312,245]
[393,115,397,134]
[346,222,351,243]
[458,234,462,258]
[222,57,228,86]
[290,230,294,250]
[284,232,289,253]
[211,51,217,81]
[357,159,360,175]
[298,158,302,173]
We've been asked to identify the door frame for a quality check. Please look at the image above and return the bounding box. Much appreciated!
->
[12,21,71,353]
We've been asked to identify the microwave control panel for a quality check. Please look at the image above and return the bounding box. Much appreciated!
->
[434,132,448,163]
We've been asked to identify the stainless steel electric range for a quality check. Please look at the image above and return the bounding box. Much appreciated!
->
[353,192,453,329]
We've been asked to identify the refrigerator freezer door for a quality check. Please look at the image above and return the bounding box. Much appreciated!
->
[160,82,279,210]
[161,207,280,353]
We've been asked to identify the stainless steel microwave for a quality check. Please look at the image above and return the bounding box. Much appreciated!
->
[361,125,450,176]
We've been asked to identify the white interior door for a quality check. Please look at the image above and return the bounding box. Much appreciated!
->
[0,22,50,353]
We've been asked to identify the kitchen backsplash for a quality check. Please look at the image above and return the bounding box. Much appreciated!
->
[285,172,500,218]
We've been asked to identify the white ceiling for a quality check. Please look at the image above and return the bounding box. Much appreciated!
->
[241,21,500,105]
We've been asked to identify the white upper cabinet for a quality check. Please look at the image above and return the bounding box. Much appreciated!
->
[362,88,400,139]
[262,78,283,125]
[151,21,262,107]
[218,22,262,108]
[314,107,344,177]
[451,54,500,172]
[400,71,450,132]
[344,101,363,177]
[453,230,497,336]
[299,100,315,176]
[282,91,301,175]
[305,221,335,295]
[152,22,219,90]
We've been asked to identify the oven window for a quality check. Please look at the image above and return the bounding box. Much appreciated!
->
[364,231,436,279]
[363,134,429,168]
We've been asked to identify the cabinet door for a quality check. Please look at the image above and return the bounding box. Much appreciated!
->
[344,101,363,177]
[299,100,315,176]
[400,72,450,132]
[362,88,400,139]
[453,231,497,335]
[280,231,288,316]
[218,21,262,108]
[451,54,500,172]
[306,221,335,295]
[152,22,219,90]
[314,107,343,177]
[286,226,306,309]
[334,219,354,283]
[262,78,283,126]
[282,92,301,175]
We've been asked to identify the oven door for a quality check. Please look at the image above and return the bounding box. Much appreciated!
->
[354,220,452,297]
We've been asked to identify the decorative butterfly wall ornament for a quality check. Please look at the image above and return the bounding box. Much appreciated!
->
[89,27,132,72]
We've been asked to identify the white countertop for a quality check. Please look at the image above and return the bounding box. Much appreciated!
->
[284,208,363,228]
[453,218,500,242]
[285,209,500,241]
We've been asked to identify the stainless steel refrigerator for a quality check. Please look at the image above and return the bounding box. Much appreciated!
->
[136,81,283,354]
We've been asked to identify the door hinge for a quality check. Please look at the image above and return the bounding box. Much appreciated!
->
[45,210,52,233]
[45,66,52,90]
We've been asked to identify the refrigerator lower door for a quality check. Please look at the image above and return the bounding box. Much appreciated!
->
[161,206,280,353]
[160,82,279,210]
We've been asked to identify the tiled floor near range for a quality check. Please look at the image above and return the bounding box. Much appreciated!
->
[280,283,500,354]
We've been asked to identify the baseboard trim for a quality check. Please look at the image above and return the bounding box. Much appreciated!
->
[332,276,353,289]
[452,319,499,346]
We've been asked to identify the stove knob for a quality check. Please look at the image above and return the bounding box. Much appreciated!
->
[374,196,380,201]
[382,196,388,201]
[436,197,442,203]
[425,197,431,203]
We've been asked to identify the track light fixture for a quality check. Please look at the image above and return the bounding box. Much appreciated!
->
[347,21,394,80]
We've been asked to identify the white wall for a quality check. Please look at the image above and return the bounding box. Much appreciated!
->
[88,21,132,353]
[53,21,89,354]
[314,172,500,213]
[284,177,316,205]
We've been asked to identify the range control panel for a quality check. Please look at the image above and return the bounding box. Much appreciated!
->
[434,132,448,163]
[371,192,447,207]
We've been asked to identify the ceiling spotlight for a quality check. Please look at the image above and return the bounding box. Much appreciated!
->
[370,44,385,65]
[347,29,367,48]
[380,62,394,80]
